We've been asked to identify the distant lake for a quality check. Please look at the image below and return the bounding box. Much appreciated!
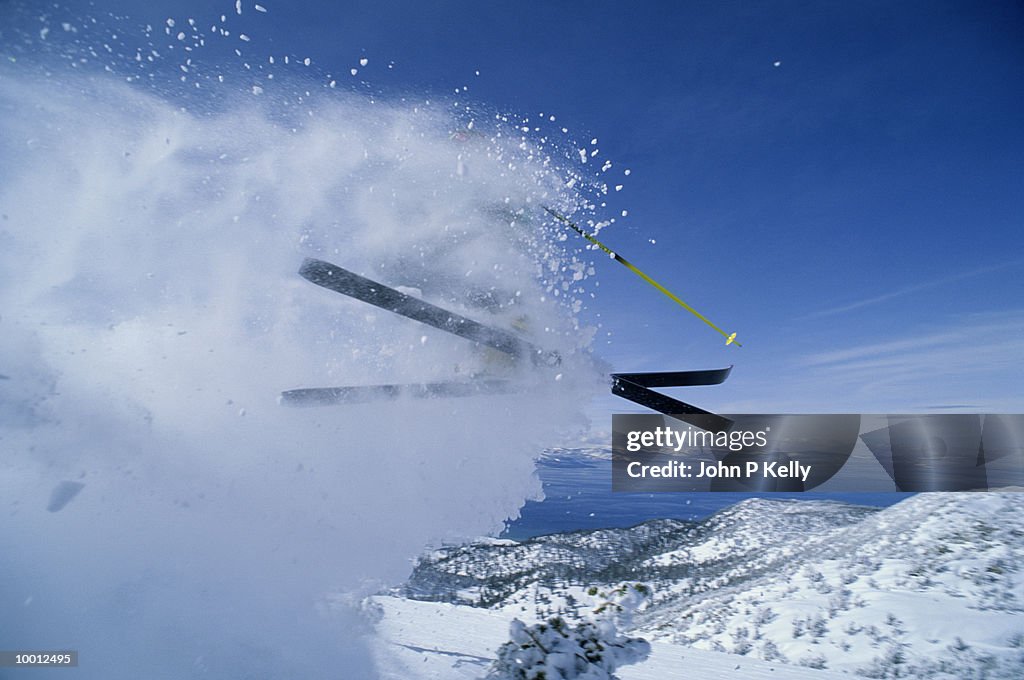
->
[502,451,910,540]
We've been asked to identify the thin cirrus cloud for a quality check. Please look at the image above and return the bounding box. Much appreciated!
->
[803,258,1024,319]
[794,311,1024,411]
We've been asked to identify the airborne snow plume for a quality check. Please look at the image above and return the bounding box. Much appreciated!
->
[0,12,605,678]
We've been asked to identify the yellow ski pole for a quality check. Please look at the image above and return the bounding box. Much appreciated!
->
[543,206,741,347]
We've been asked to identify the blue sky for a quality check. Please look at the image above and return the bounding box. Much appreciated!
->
[41,0,1024,414]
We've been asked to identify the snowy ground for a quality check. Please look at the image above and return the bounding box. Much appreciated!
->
[642,494,1024,678]
[392,493,1024,679]
[371,595,850,679]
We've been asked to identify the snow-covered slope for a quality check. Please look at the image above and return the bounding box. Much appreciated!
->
[646,493,1024,678]
[371,595,851,680]
[396,493,1024,678]
[401,499,874,610]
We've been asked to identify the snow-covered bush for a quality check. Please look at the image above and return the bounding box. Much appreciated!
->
[486,583,652,679]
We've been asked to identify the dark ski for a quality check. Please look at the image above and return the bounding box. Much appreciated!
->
[611,367,734,431]
[280,379,513,407]
[299,258,559,366]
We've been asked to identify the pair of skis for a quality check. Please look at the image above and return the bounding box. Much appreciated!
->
[280,257,731,429]
[280,258,550,407]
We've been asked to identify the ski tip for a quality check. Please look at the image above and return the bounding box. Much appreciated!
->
[298,257,326,277]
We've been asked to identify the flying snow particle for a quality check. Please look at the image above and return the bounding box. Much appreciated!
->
[235,0,243,15]
[359,57,368,67]
[255,4,267,12]
[350,68,358,76]
[47,481,85,513]
[239,34,250,42]
[303,57,311,66]
[773,61,781,67]
[251,85,263,95]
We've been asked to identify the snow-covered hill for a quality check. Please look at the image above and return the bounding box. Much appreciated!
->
[401,498,875,610]
[395,493,1024,678]
[646,493,1024,678]
[371,595,851,680]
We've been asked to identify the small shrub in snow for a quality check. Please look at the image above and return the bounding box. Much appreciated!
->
[761,640,785,662]
[859,642,911,679]
[798,652,828,670]
[792,616,806,639]
[486,583,652,680]
[731,626,753,655]
[809,615,829,639]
